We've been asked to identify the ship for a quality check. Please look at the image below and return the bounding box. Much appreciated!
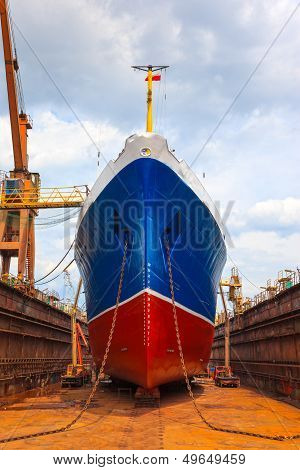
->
[75,66,226,390]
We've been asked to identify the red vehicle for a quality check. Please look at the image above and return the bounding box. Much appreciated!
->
[214,366,240,388]
[213,365,227,380]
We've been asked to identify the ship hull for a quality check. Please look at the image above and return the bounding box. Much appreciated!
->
[89,290,214,389]
[75,134,226,388]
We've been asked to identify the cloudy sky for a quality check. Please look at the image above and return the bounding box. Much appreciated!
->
[0,0,299,305]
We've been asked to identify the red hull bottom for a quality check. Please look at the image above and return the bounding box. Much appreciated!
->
[88,291,214,389]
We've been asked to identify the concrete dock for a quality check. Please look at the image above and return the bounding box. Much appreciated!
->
[0,382,299,450]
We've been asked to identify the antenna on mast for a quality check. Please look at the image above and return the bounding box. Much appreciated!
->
[132,65,169,132]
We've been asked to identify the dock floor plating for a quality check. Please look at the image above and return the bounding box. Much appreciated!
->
[0,382,299,450]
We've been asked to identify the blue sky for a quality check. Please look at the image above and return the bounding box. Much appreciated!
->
[0,0,299,305]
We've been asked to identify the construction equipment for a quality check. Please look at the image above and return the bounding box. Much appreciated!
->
[214,366,240,388]
[277,269,295,290]
[219,283,230,368]
[215,283,240,388]
[219,266,300,314]
[0,0,37,284]
[217,267,252,324]
[259,278,277,300]
[220,267,244,316]
[61,279,91,387]
[0,1,88,285]
[63,269,75,304]
[253,268,299,305]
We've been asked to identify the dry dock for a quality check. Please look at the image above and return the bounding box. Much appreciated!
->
[212,274,300,400]
[0,280,90,396]
[0,382,299,450]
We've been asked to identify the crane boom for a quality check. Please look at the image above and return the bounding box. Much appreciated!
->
[0,2,88,286]
[0,0,37,283]
[0,0,29,171]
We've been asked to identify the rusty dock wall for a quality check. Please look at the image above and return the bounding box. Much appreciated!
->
[0,281,89,396]
[211,283,300,400]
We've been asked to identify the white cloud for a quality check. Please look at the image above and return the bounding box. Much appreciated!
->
[226,230,300,297]
[30,111,126,175]
[232,229,300,258]
[249,197,300,226]
[194,29,217,65]
[0,112,127,187]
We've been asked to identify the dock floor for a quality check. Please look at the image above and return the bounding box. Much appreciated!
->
[0,383,299,450]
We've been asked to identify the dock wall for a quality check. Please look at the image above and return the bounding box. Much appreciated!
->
[0,281,90,396]
[211,283,300,400]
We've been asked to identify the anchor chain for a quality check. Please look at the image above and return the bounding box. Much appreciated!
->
[0,239,128,445]
[164,237,300,442]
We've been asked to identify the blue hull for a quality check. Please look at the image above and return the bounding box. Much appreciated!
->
[75,158,226,326]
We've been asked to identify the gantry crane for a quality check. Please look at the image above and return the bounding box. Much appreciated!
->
[0,1,88,285]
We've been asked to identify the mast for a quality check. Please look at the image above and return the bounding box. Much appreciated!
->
[146,67,153,132]
[132,65,169,132]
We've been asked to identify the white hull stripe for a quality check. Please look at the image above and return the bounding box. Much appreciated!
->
[88,288,215,327]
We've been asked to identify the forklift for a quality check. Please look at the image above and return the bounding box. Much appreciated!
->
[61,279,92,387]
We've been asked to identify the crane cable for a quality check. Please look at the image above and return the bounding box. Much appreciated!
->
[34,240,74,283]
[227,253,260,290]
[0,209,80,227]
[35,259,74,286]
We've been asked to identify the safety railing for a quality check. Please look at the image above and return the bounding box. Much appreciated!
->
[216,269,300,323]
[0,273,87,321]
[252,270,300,308]
[0,185,89,209]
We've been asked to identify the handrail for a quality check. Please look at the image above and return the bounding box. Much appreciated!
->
[216,269,300,324]
[0,273,87,322]
[0,184,89,209]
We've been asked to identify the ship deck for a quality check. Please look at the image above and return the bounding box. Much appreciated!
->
[1,382,299,450]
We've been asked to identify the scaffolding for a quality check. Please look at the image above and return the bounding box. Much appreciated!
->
[217,267,300,324]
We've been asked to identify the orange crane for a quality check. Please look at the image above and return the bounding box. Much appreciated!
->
[0,0,88,285]
[61,279,91,387]
[0,0,37,283]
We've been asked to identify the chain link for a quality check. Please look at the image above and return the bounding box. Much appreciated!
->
[164,237,300,443]
[0,240,128,445]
